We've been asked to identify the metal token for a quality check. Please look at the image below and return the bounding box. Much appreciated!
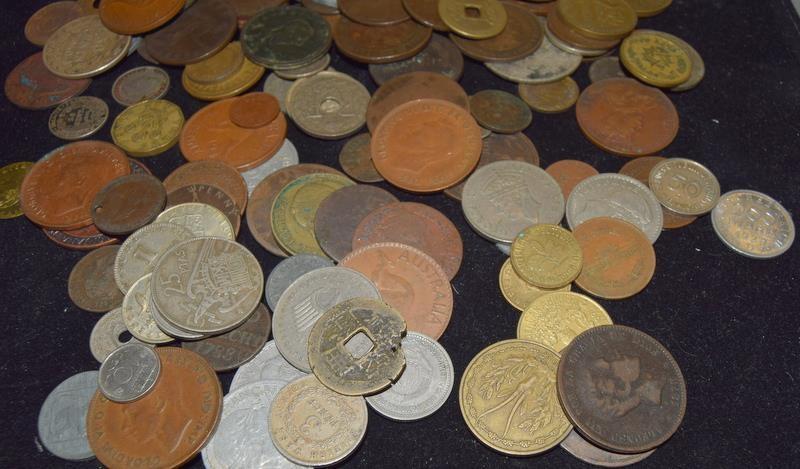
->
[91,174,166,235]
[469,89,532,133]
[649,158,720,216]
[68,245,124,313]
[121,274,173,344]
[113,222,194,294]
[164,160,249,214]
[588,56,627,83]
[486,32,581,84]
[111,66,170,107]
[369,34,463,85]
[338,133,384,183]
[517,291,611,352]
[37,371,98,461]
[511,224,582,289]
[42,15,131,79]
[242,6,331,69]
[711,190,795,259]
[155,202,235,239]
[439,0,507,39]
[333,17,432,64]
[0,162,33,219]
[449,2,542,62]
[89,307,145,363]
[518,77,580,114]
[561,430,656,467]
[166,184,241,236]
[43,224,118,251]
[498,258,570,311]
[98,343,161,403]
[242,139,299,195]
[47,96,108,140]
[230,340,308,391]
[266,255,335,311]
[286,71,370,139]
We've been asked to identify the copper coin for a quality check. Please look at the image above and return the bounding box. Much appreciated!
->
[353,201,463,279]
[20,141,130,230]
[4,52,91,110]
[43,224,119,251]
[368,33,463,85]
[166,183,242,236]
[338,133,384,183]
[87,347,223,468]
[301,0,339,15]
[231,0,289,22]
[339,0,409,25]
[91,174,166,236]
[246,164,344,256]
[518,77,580,113]
[314,185,399,261]
[576,78,679,157]
[340,242,454,339]
[334,17,433,64]
[24,1,86,46]
[67,245,124,313]
[180,99,288,172]
[449,2,542,62]
[182,303,271,371]
[572,217,655,299]
[517,0,556,16]
[546,159,599,199]
[546,8,620,51]
[469,89,532,134]
[100,0,184,35]
[366,71,469,132]
[164,160,249,215]
[403,0,449,31]
[619,156,697,229]
[143,0,237,65]
[444,132,540,200]
[229,92,280,129]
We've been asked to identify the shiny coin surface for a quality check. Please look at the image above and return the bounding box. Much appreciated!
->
[588,56,627,83]
[111,66,170,106]
[121,274,172,344]
[619,156,697,229]
[182,56,266,101]
[230,92,280,129]
[557,0,637,40]
[339,0,409,25]
[517,292,612,352]
[242,6,331,68]
[546,159,599,199]
[469,89,532,134]
[43,15,131,78]
[266,254,334,311]
[89,307,144,363]
[4,52,91,110]
[286,71,370,139]
[338,133,383,183]
[68,245,124,313]
[99,0,184,35]
[111,99,184,157]
[164,160,248,214]
[91,174,166,235]
[333,17,432,64]
[0,162,33,219]
[649,158,720,216]
[184,41,245,85]
[166,183,241,236]
[711,190,795,259]
[511,224,582,289]
[230,340,308,391]
[47,96,108,140]
[25,1,86,46]
[561,429,656,467]
[155,202,235,239]
[449,2,542,62]
[439,0,507,39]
[499,258,570,311]
[38,371,98,461]
[620,32,691,88]
[518,77,580,113]
[368,34,463,85]
[633,29,704,92]
[242,139,300,195]
[114,222,194,294]
[486,33,581,84]
[98,343,161,403]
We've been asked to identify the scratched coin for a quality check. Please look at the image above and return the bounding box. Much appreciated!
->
[98,343,161,403]
[48,96,109,140]
[265,254,334,311]
[711,190,795,259]
[230,340,308,391]
[37,371,98,461]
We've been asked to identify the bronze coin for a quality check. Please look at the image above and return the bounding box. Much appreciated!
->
[182,303,271,371]
[545,159,599,199]
[334,17,432,64]
[166,183,242,236]
[24,1,86,47]
[91,174,166,236]
[67,245,124,313]
[517,0,556,16]
[449,2,543,62]
[444,132,540,200]
[368,33,463,85]
[546,8,620,52]
[229,92,280,129]
[164,161,249,215]
[4,52,91,110]
[619,156,697,229]
[338,133,383,183]
[469,89,532,134]
[314,185,399,261]
[43,224,119,251]
[353,201,463,279]
[339,0,409,25]
[246,164,344,256]
[366,71,469,132]
[518,77,580,114]
[143,0,237,65]
[402,0,449,31]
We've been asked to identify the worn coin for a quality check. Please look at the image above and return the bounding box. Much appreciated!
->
[184,41,245,85]
[231,340,308,391]
[649,158,720,216]
[148,291,206,340]
[266,254,334,311]
[114,222,194,294]
[37,370,98,461]
[182,56,266,101]
[232,0,291,22]
[0,162,33,219]
[518,77,579,113]
[589,56,627,83]
[4,52,91,110]
[620,32,691,88]
[89,307,145,363]
[334,17,433,64]
[286,71,370,139]
[98,343,161,403]
[402,0,448,30]
[302,0,339,16]
[274,53,332,80]
[43,15,130,79]
[545,23,613,58]
[156,203,234,240]
[111,99,184,157]
[111,66,170,107]
[230,92,280,129]
[618,156,696,229]
[439,0,507,39]
[24,1,86,47]
[546,8,620,53]
[166,184,241,236]
[450,2,542,62]
[339,0,409,25]
[91,174,166,235]
[242,139,299,195]
[43,224,118,251]
[164,160,249,214]
[546,159,599,199]
[263,73,294,111]
[486,31,581,84]
[99,0,184,35]
[517,292,611,352]
[557,0,637,39]
[338,133,383,183]
[121,274,172,344]
[68,245,124,313]
[470,90,532,133]
[369,34,462,84]
[499,258,570,311]
[561,429,655,467]
[711,190,795,259]
[633,29,704,92]
[242,6,331,68]
[511,224,582,289]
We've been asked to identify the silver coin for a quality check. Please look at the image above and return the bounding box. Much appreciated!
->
[649,158,720,216]
[462,161,565,243]
[567,173,664,243]
[366,332,453,421]
[148,290,205,340]
[263,73,294,112]
[48,96,109,140]
[202,381,301,469]
[275,54,331,80]
[89,307,146,363]
[242,139,299,195]
[265,254,334,311]
[121,274,172,344]
[544,23,610,57]
[561,429,655,467]
[98,343,161,403]
[486,29,581,84]
[155,202,235,239]
[37,371,98,461]
[711,190,795,259]
[286,71,370,139]
[368,34,464,85]
[230,340,308,392]
[114,222,194,294]
[495,242,511,255]
[588,56,626,83]
[111,66,170,107]
[272,266,381,372]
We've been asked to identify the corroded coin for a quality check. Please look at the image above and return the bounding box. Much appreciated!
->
[111,99,184,157]
[114,222,194,294]
[230,92,280,129]
[439,0,507,39]
[649,158,720,216]
[68,245,124,313]
[561,429,656,467]
[230,340,308,391]
[274,53,331,80]
[588,56,627,83]
[711,190,795,259]
[499,258,570,311]
[518,77,580,114]
[121,274,172,344]
[155,202,235,239]
[486,32,581,84]
[242,139,300,195]
[339,0,409,25]
[99,0,184,35]
[89,307,144,363]
[0,162,33,219]
[368,33,462,84]
[449,2,542,62]
[511,224,582,289]
[43,15,131,78]
[182,56,266,101]
[37,370,98,461]
[546,159,599,199]
[43,224,118,251]
[98,343,161,403]
[111,66,170,107]
[402,0,448,30]
[164,160,248,214]
[338,133,384,183]
[333,17,433,64]
[557,0,637,40]
[4,52,91,110]
[48,96,108,140]
[242,6,331,68]
[166,184,241,236]
[184,41,245,85]
[91,174,166,235]
[265,254,334,311]
[633,29,704,92]
[24,1,86,47]
[469,90,532,133]
[517,292,612,352]
[620,32,691,88]
[618,156,696,229]
[286,71,370,139]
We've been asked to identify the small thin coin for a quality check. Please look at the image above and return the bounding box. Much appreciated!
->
[114,222,194,294]
[164,161,248,214]
[286,71,370,139]
[588,56,627,83]
[561,430,656,467]
[368,33,462,84]
[338,133,383,183]
[620,31,691,88]
[230,340,308,391]
[265,254,334,311]
[48,96,108,141]
[518,77,579,113]
[511,224,582,289]
[0,162,33,219]
[68,245,124,313]
[649,158,720,216]
[339,0,409,25]
[166,184,241,236]
[469,90,532,133]
[439,0,507,39]
[517,291,611,352]
[38,371,98,461]
[111,66,170,106]
[156,202,234,239]
[43,15,131,79]
[242,139,300,195]
[499,258,570,311]
[184,41,245,85]
[98,343,161,403]
[333,17,433,64]
[486,32,582,84]
[711,190,795,259]
[25,1,86,47]
[111,99,184,157]
[546,159,599,199]
[4,52,91,110]
[449,2,542,62]
[230,92,280,129]
[91,174,166,235]
[121,274,172,344]
[89,307,146,363]
[618,156,696,229]
[241,6,331,69]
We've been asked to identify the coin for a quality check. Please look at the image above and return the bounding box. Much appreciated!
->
[114,222,194,294]
[439,0,507,39]
[98,343,160,403]
[518,77,579,114]
[42,15,130,78]
[230,92,280,128]
[87,347,222,468]
[0,162,33,219]
[588,56,627,83]
[354,201,464,279]
[265,254,334,311]
[274,53,331,80]
[156,202,235,239]
[338,133,383,183]
[121,274,172,344]
[511,224,582,288]
[37,371,98,461]
[486,32,582,84]
[557,0,637,40]
[558,325,686,453]
[517,291,611,352]
[111,99,184,157]
[25,1,86,47]
[333,17,433,64]
[242,6,331,68]
[272,266,381,372]
[4,52,91,110]
[164,160,249,214]
[67,245,124,313]
[625,0,672,16]
[302,0,339,15]
[649,158,720,216]
[263,73,294,111]
[545,21,613,57]
[286,71,370,139]
[402,0,449,31]
[99,0,184,35]
[182,56,266,101]
[460,339,572,455]
[546,159,599,199]
[89,307,144,363]
[166,184,241,236]
[242,139,299,194]
[469,90,532,133]
[618,156,696,229]
[111,66,170,107]
[368,34,462,84]
[231,0,291,22]
[184,41,245,85]
[450,2,542,62]
[711,190,795,259]
[339,0,409,25]
[91,174,166,235]
[230,340,308,391]
[561,429,656,467]
[43,224,119,251]
[499,258,570,311]
[633,29,704,92]
[620,32,691,88]
[148,291,206,340]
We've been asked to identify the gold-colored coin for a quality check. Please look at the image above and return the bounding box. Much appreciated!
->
[0,162,34,219]
[624,0,673,17]
[517,292,612,352]
[439,0,507,40]
[111,99,184,157]
[182,56,266,101]
[620,32,692,88]
[511,224,582,289]
[557,0,637,40]
[184,42,245,85]
[459,339,572,455]
[271,173,354,257]
[42,15,131,79]
[517,77,580,114]
[633,29,705,92]
[499,259,570,312]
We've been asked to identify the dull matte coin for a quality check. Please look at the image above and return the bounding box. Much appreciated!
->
[546,159,599,199]
[265,254,334,311]
[439,0,507,39]
[89,307,147,363]
[155,202,235,239]
[262,73,294,112]
[184,41,245,85]
[230,92,280,129]
[38,371,98,461]
[518,77,580,113]
[242,6,331,69]
[369,34,463,85]
[91,174,166,236]
[98,343,161,403]
[43,225,118,251]
[242,139,299,195]
[339,0,409,25]
[274,53,331,80]
[711,190,795,259]
[338,133,383,183]
[111,66,170,107]
[48,96,109,140]
[148,291,206,340]
[486,31,582,84]
[166,184,241,236]
[469,89,532,133]
[4,52,91,110]
[25,1,86,47]
[68,245,124,313]
[114,222,194,294]
[649,158,720,216]
[333,17,433,64]
[449,2,542,62]
[588,56,627,83]
[230,340,308,391]
[286,71,370,139]
[561,430,655,467]
[164,160,249,215]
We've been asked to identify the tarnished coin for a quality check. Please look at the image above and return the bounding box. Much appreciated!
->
[460,339,571,455]
[263,73,294,111]
[25,1,86,46]
[450,2,542,62]
[338,133,383,183]
[633,29,704,92]
[546,159,599,199]
[486,32,581,84]
[333,17,433,64]
[164,160,248,214]
[89,307,145,363]
[286,71,370,139]
[43,15,131,78]
[499,258,570,311]
[711,190,795,259]
[231,340,308,391]
[0,162,33,219]
[111,99,184,157]
[242,139,299,195]
[232,0,291,22]
[619,156,696,229]
[156,202,235,239]
[469,89,532,133]
[511,224,582,289]
[266,255,334,311]
[230,92,280,129]
[148,292,206,340]
[4,52,91,110]
[588,56,627,83]
[274,53,331,80]
[68,245,124,313]
[182,56,266,101]
[98,343,161,403]
[111,66,170,106]
[649,158,720,216]
[339,0,409,25]
[242,6,331,68]
[439,0,507,39]
[38,371,98,461]
[403,0,448,30]
[99,0,184,35]
[166,184,241,236]
[561,430,656,467]
[369,34,462,84]
[91,174,166,235]
[518,77,580,113]
[620,31,690,88]
[462,161,564,243]
[558,325,686,453]
[121,274,172,344]
[43,224,118,251]
[47,96,108,141]
[302,0,339,16]
[557,0,637,39]
[545,8,620,54]
[184,41,245,85]
[517,292,612,352]
[114,222,194,294]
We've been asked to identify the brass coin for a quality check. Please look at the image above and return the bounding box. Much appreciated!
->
[43,15,131,79]
[111,99,184,157]
[449,2,542,62]
[624,0,672,17]
[517,291,612,352]
[338,133,384,183]
[499,259,570,312]
[286,71,370,139]
[439,0,508,40]
[182,56,266,101]
[518,77,579,114]
[633,29,705,92]
[333,17,433,64]
[557,0,637,40]
[620,32,691,88]
[469,90,532,134]
[48,96,109,141]
[184,41,245,85]
[511,224,582,289]
[0,162,33,219]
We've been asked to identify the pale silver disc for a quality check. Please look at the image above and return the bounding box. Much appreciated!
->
[263,73,294,112]
[711,190,795,259]
[485,29,581,85]
[230,340,308,392]
[241,139,299,196]
[98,343,160,403]
[265,254,334,311]
[37,371,98,461]
[89,307,147,363]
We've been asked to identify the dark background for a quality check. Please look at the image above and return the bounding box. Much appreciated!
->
[1,0,799,467]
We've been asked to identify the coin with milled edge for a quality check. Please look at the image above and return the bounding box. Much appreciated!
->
[122,274,172,344]
[517,292,611,352]
[98,343,161,403]
[649,158,720,216]
[166,184,241,236]
[499,258,570,311]
[48,96,108,140]
[286,71,370,139]
[338,133,383,183]
[711,190,795,259]
[91,174,166,235]
[511,224,582,289]
[368,34,463,84]
[266,255,333,311]
[231,340,308,391]
[114,222,194,294]
[620,31,691,88]
[68,245,124,313]
[38,371,98,461]
[589,56,627,83]
[43,15,131,79]
[633,29,704,92]
[111,99,184,157]
[561,429,656,467]
[242,6,331,68]
[89,307,146,363]
[439,0,507,39]
[242,139,300,195]
[486,33,581,84]
[155,202,235,239]
[112,66,170,106]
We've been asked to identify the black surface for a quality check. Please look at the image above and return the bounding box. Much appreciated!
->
[2,1,799,468]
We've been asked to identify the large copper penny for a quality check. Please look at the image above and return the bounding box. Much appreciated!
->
[546,159,599,199]
[576,78,679,157]
[334,17,433,64]
[91,174,166,236]
[469,89,532,134]
[403,0,449,31]
[164,160,248,215]
[24,1,86,46]
[143,0,237,65]
[86,347,222,468]
[572,217,655,299]
[449,2,542,62]
[20,141,130,230]
[43,224,118,251]
[619,156,697,229]
[67,245,124,313]
[339,0,409,25]
[338,133,384,183]
[166,183,242,236]
[4,52,91,110]
[229,92,280,129]
[100,0,185,35]
[368,33,463,85]
[353,201,463,279]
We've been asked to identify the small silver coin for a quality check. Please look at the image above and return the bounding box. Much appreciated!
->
[649,158,720,216]
[486,29,581,84]
[111,66,170,107]
[265,254,334,311]
[48,96,109,140]
[711,190,795,259]
[369,33,464,85]
[37,371,98,461]
[263,73,294,112]
[89,307,146,363]
[230,340,308,392]
[98,343,161,403]
[242,139,299,195]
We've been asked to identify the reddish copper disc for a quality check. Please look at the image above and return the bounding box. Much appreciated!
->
[545,159,599,199]
[163,160,249,214]
[43,224,119,251]
[24,1,86,46]
[166,183,242,236]
[4,52,91,110]
[576,78,679,157]
[619,156,697,229]
[100,0,185,35]
[229,92,280,129]
[334,17,432,64]
[339,0,409,26]
[449,2,543,62]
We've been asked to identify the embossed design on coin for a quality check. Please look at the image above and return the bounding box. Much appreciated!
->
[164,160,249,214]
[266,254,334,311]
[557,0,637,39]
[48,96,108,140]
[469,90,532,134]
[499,258,570,311]
[518,77,580,114]
[112,66,170,107]
[517,292,612,352]
[68,245,124,313]
[561,429,656,467]
[43,15,131,78]
[511,224,582,289]
[231,340,308,391]
[166,184,241,236]
[286,71,370,139]
[618,156,696,229]
[649,158,720,216]
[89,307,145,363]
[0,162,33,219]
[121,274,172,344]
[439,0,507,39]
[711,190,795,259]
[111,99,184,157]
[633,29,704,92]
[333,17,433,64]
[114,222,194,294]
[620,32,691,88]
[98,343,161,403]
[38,371,98,461]
[155,202,235,239]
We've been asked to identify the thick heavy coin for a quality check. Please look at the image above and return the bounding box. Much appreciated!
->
[618,156,696,229]
[242,6,331,68]
[711,190,795,259]
[286,71,370,139]
[439,0,507,39]
[333,17,433,64]
[562,429,655,466]
[184,41,244,85]
[402,0,449,31]
[624,0,672,16]
[272,267,381,372]
[42,15,130,79]
[37,371,98,461]
[111,99,184,157]
[263,73,294,111]
[48,96,108,140]
[340,242,454,339]
[460,339,571,455]
[164,160,248,214]
[486,33,582,84]
[91,174,166,235]
[24,1,86,46]
[649,158,720,216]
[266,255,334,311]
[633,29,704,92]
[87,347,222,468]
[462,161,564,243]
[144,0,237,65]
[589,56,627,83]
[20,141,130,230]
[517,292,611,352]
[242,139,299,195]
[315,185,398,261]
[450,2,542,62]
[114,222,194,294]
[339,0,409,25]
[557,0,636,39]
[499,258,570,311]
[518,77,579,113]
[270,375,368,466]
[182,56,266,101]
[99,0,184,35]
[166,184,241,235]
[546,159,599,199]
[545,8,620,53]
[354,202,463,279]
[274,53,331,80]
[89,307,145,363]
[620,32,691,88]
[43,224,118,251]
[156,202,234,239]
[0,162,33,219]
[121,274,172,344]
[567,173,663,243]
[98,343,161,403]
[230,92,280,128]
[558,325,686,453]
[68,245,124,313]
[4,52,91,110]
[572,217,655,299]
[545,25,613,59]
[511,224,582,289]
[469,90,532,133]
[182,303,272,371]
[231,340,307,391]
[369,34,462,84]
[338,133,383,183]
[111,66,170,107]
[148,291,205,340]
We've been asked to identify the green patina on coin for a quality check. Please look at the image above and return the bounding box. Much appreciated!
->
[241,6,331,69]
